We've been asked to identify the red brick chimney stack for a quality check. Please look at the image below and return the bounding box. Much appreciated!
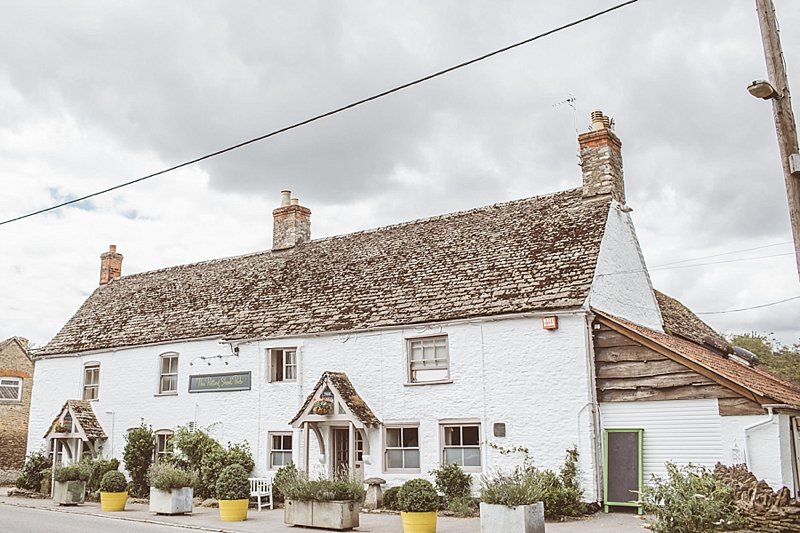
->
[99,244,123,285]
[272,190,311,250]
[578,110,626,204]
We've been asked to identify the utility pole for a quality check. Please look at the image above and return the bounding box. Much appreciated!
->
[751,0,800,280]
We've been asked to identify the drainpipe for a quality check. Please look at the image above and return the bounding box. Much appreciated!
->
[744,404,797,480]
[583,311,604,504]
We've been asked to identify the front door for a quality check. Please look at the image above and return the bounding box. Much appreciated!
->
[332,428,349,478]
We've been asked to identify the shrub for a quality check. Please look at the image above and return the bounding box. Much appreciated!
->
[82,457,121,494]
[100,470,128,493]
[54,464,90,483]
[446,495,478,517]
[200,441,254,498]
[215,464,250,501]
[168,424,221,471]
[642,463,742,533]
[431,463,472,502]
[15,449,50,491]
[147,462,196,490]
[123,421,155,497]
[382,486,400,510]
[397,479,439,513]
[278,473,365,502]
[40,469,51,495]
[272,463,298,502]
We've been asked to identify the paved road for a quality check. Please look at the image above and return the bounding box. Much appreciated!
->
[0,492,646,532]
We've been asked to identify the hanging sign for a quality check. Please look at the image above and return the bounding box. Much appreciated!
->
[189,371,251,393]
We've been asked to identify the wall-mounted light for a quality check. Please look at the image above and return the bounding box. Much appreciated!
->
[747,79,779,100]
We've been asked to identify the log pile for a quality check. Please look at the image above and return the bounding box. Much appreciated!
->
[714,463,800,533]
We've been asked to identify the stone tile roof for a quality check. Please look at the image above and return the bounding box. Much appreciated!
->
[598,311,800,408]
[41,189,611,355]
[44,400,107,440]
[654,290,727,345]
[291,371,380,426]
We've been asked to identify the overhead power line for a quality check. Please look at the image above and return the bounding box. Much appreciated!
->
[0,0,639,228]
[650,241,792,268]
[696,295,800,315]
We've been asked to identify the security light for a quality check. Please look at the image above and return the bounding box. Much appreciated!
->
[747,80,779,100]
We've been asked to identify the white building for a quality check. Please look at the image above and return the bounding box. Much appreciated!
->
[28,111,800,507]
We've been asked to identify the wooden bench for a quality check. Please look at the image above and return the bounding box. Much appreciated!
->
[248,477,273,511]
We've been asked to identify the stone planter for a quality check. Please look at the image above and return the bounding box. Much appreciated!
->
[53,480,86,505]
[285,499,360,530]
[479,502,545,533]
[149,487,194,515]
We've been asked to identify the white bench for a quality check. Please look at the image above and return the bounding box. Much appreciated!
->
[248,477,273,511]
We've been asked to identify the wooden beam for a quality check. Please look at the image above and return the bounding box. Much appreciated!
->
[596,359,691,379]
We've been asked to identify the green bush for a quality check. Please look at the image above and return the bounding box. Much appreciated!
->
[15,449,50,491]
[479,447,585,519]
[272,463,298,502]
[40,469,51,495]
[200,441,254,498]
[642,463,742,533]
[147,462,196,490]
[123,421,155,497]
[54,464,90,482]
[397,479,439,512]
[166,424,224,498]
[431,463,472,502]
[82,457,120,494]
[278,473,365,502]
[382,486,400,510]
[446,495,478,517]
[215,464,250,501]
[99,470,128,492]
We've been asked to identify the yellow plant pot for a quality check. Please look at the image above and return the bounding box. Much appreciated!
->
[100,491,128,512]
[401,511,437,533]
[219,498,249,521]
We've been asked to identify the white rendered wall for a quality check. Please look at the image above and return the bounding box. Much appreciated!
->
[28,313,601,501]
[600,399,723,484]
[589,203,662,331]
[719,412,786,490]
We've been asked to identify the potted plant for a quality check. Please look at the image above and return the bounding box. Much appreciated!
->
[99,470,128,511]
[478,464,545,533]
[53,464,89,505]
[312,399,332,415]
[397,478,439,533]
[148,462,196,515]
[216,464,250,522]
[280,473,365,530]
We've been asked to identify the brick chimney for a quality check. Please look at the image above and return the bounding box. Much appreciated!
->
[99,244,123,285]
[578,110,625,204]
[272,190,311,250]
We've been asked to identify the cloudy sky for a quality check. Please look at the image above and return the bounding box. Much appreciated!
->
[1,0,799,349]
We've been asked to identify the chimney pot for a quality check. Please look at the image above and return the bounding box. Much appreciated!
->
[100,244,123,285]
[578,110,625,204]
[273,191,311,250]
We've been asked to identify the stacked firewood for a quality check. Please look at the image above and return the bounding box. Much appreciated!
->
[714,463,800,533]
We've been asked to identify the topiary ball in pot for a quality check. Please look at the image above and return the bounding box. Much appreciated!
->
[397,478,439,533]
[99,470,128,512]
[215,464,250,522]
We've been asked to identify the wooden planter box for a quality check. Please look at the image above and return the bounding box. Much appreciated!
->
[479,502,545,533]
[149,487,194,515]
[285,499,360,530]
[53,480,86,505]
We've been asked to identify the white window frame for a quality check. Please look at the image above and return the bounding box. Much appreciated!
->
[154,429,174,462]
[158,352,179,395]
[268,432,293,470]
[0,377,22,401]
[268,348,297,382]
[83,363,100,401]
[441,422,482,472]
[407,335,450,384]
[384,425,421,473]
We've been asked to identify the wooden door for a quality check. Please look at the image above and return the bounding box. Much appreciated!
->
[332,428,349,478]
[604,428,643,513]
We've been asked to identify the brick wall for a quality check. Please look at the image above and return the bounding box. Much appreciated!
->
[0,339,34,476]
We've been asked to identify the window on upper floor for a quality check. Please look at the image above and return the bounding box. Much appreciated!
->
[407,335,450,384]
[159,352,179,394]
[269,348,297,382]
[384,425,420,472]
[441,423,481,472]
[0,377,22,401]
[83,363,100,400]
[269,432,293,469]
[154,430,174,462]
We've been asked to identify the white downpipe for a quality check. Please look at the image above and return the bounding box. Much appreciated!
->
[744,406,775,470]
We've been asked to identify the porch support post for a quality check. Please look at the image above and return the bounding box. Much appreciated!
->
[50,439,57,497]
[348,423,355,477]
[303,422,310,475]
[77,438,83,461]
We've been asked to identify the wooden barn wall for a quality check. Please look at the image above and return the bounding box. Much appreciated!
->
[592,322,764,416]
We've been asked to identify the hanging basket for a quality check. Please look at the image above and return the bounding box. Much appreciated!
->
[312,400,332,415]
